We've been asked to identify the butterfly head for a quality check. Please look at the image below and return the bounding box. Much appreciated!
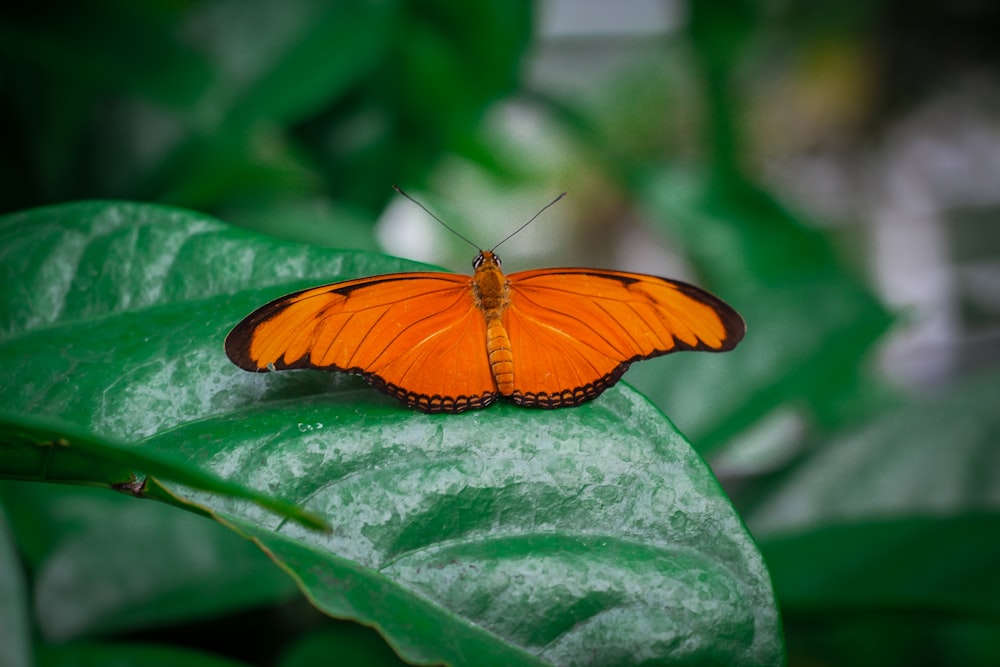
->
[473,250,502,270]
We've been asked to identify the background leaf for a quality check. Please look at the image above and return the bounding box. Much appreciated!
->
[37,642,254,667]
[0,482,299,642]
[744,368,1000,665]
[0,504,31,667]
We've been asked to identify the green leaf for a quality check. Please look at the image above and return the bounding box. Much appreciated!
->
[748,369,1000,535]
[0,201,782,665]
[144,391,781,666]
[0,411,326,531]
[279,624,411,667]
[0,503,31,667]
[215,1,393,126]
[0,482,299,641]
[748,368,1000,615]
[762,514,1000,613]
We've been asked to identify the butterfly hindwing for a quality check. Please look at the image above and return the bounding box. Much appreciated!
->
[503,268,745,407]
[225,272,498,412]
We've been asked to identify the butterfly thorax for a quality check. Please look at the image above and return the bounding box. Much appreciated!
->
[472,251,508,309]
[472,250,515,396]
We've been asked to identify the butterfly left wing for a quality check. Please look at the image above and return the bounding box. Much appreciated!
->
[503,268,745,408]
[225,272,498,412]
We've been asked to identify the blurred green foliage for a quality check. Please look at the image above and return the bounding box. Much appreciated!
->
[2,0,999,666]
[0,0,530,245]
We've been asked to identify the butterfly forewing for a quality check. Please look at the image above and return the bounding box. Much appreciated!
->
[225,272,498,412]
[502,268,745,407]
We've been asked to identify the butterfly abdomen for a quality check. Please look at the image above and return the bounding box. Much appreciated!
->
[486,317,514,396]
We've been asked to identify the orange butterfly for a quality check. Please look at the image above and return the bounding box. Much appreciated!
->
[225,190,745,413]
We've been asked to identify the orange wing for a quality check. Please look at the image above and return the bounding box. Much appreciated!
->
[502,268,745,408]
[224,273,498,412]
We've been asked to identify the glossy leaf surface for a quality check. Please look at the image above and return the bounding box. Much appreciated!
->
[0,201,782,665]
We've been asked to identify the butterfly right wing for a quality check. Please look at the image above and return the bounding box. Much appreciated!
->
[503,268,745,408]
[225,272,498,413]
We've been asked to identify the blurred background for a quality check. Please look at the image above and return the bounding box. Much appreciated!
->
[2,0,999,665]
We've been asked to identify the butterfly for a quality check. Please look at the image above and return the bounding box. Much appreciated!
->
[225,189,745,413]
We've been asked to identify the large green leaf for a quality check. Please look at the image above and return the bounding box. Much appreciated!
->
[0,201,782,665]
[143,391,780,666]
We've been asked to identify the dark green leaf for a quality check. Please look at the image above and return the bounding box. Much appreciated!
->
[747,369,1000,536]
[0,503,31,667]
[0,411,325,531]
[37,642,253,667]
[0,482,298,641]
[748,369,1000,615]
[146,390,781,666]
[215,1,393,126]
[762,514,1000,613]
[279,624,411,667]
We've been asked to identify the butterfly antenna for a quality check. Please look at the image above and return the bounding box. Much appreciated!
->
[490,192,567,252]
[392,185,481,252]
